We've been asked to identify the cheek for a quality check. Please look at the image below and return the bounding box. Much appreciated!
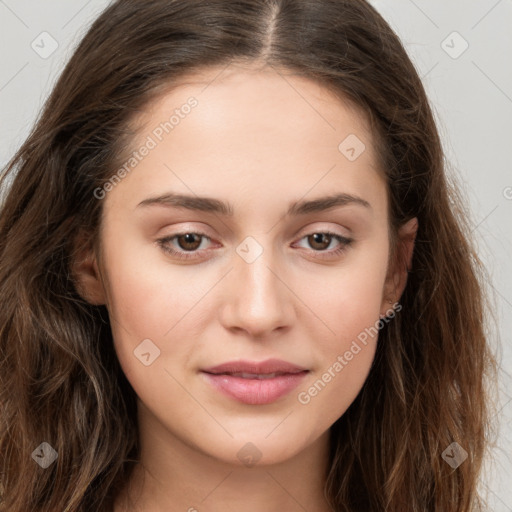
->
[304,238,389,339]
[294,242,388,420]
[98,231,193,380]
[296,283,381,428]
[99,229,238,400]
[101,228,202,337]
[296,340,376,430]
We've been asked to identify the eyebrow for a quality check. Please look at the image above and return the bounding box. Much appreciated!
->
[136,192,371,216]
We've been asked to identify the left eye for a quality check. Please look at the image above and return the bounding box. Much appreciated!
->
[156,232,213,260]
[294,231,350,252]
[156,230,353,261]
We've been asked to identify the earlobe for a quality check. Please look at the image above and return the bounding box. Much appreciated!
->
[70,231,107,305]
[380,217,418,315]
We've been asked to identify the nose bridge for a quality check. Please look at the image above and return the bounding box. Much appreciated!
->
[221,234,293,335]
[236,234,282,306]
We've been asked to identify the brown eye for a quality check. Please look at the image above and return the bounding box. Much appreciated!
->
[294,230,353,260]
[156,231,213,261]
[176,233,203,251]
[307,233,333,251]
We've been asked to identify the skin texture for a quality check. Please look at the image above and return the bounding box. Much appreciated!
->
[73,64,418,512]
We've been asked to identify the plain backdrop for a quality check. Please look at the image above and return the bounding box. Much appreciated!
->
[0,0,511,509]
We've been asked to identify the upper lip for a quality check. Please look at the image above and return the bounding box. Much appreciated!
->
[202,358,308,375]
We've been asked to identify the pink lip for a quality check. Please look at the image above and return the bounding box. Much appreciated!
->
[203,358,307,375]
[201,358,309,405]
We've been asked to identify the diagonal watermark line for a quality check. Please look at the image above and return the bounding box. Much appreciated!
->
[491,384,512,421]
[107,309,137,339]
[200,471,234,503]
[470,204,499,234]
[265,471,310,511]
[164,367,234,437]
[488,281,512,310]
[500,366,512,383]
[422,61,439,80]
[265,410,294,438]
[482,481,512,511]
[200,59,236,95]
[163,163,234,235]
[269,64,337,131]
[472,61,512,105]
[95,269,138,340]
[265,163,337,235]
[163,267,234,337]
[61,0,92,29]
[407,0,439,29]
[0,0,29,28]
[266,265,336,335]
[471,0,503,30]
[0,62,29,92]
[492,395,512,421]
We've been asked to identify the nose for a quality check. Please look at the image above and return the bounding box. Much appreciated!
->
[219,242,295,339]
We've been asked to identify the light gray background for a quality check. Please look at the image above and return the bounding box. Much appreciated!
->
[0,0,510,509]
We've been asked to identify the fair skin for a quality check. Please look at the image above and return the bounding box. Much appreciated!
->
[73,63,417,512]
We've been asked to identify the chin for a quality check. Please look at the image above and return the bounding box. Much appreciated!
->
[200,429,317,468]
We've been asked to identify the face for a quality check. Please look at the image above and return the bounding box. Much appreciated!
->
[75,64,416,467]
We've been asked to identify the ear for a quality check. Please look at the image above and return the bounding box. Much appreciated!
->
[380,217,418,317]
[70,230,107,305]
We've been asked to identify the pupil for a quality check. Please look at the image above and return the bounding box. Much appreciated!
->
[180,233,200,250]
[311,233,329,250]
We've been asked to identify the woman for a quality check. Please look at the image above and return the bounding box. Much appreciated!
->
[0,1,498,510]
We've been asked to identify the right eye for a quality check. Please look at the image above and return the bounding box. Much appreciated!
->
[156,232,214,261]
[293,231,353,260]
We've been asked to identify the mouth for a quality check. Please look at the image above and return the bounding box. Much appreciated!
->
[201,359,309,405]
[202,358,308,375]
[209,371,298,379]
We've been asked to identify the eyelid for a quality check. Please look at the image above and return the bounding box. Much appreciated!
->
[156,226,353,262]
[295,222,352,239]
[157,224,351,247]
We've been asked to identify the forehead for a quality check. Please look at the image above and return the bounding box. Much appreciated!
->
[131,63,374,150]
[106,64,387,219]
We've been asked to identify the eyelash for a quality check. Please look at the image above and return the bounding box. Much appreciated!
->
[156,230,353,261]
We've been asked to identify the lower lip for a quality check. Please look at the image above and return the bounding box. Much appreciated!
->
[201,371,309,405]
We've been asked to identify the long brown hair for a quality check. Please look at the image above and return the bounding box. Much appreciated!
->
[0,1,499,510]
